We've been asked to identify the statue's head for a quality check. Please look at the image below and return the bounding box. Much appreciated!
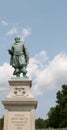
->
[15,36,20,43]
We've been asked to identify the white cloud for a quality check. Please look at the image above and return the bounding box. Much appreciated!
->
[21,27,31,41]
[1,20,8,26]
[28,52,67,96]
[0,51,67,97]
[6,27,18,36]
[0,63,13,92]
[6,26,31,39]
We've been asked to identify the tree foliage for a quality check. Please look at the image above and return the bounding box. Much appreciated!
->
[0,117,4,130]
[36,84,67,128]
[47,84,67,128]
[35,118,49,129]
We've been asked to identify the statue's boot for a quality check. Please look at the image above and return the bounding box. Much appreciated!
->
[23,73,27,78]
[13,69,19,75]
[16,73,20,77]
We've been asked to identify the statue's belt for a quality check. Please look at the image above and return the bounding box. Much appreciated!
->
[14,52,24,56]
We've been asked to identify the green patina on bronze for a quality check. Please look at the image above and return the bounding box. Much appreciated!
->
[8,37,29,77]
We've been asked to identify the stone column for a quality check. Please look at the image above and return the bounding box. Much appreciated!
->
[2,78,37,130]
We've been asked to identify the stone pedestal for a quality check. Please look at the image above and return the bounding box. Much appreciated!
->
[2,78,37,130]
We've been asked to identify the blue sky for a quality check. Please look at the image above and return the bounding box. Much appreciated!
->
[0,0,67,119]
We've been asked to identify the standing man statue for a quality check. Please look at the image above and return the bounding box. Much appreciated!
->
[8,36,29,77]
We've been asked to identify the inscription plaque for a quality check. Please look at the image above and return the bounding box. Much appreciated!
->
[8,111,30,130]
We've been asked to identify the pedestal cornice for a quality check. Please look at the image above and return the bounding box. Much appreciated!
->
[9,78,32,88]
[2,100,38,108]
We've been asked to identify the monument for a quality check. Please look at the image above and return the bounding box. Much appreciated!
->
[2,37,38,130]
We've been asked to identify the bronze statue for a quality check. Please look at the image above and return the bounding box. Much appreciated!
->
[8,36,29,77]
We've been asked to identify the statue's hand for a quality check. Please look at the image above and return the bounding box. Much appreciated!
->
[8,49,13,55]
[25,56,29,65]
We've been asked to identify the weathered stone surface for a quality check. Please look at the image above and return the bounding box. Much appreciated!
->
[2,100,37,108]
[7,78,32,98]
[9,78,32,87]
[2,78,38,130]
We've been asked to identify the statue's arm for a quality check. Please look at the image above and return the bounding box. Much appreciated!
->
[8,46,14,56]
[23,43,29,65]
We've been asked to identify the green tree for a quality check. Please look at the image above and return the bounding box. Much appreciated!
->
[56,85,67,127]
[35,118,44,129]
[47,106,60,128]
[60,106,67,127]
[35,118,49,129]
[47,84,67,128]
[0,116,4,130]
[56,85,67,108]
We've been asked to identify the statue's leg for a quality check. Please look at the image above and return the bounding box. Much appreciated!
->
[13,68,20,76]
[20,65,27,77]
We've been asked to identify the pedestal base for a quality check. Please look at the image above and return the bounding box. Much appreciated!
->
[2,78,37,130]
